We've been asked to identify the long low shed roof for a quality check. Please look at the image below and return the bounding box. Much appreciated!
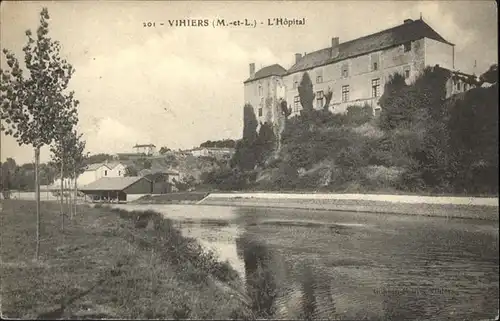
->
[79,177,150,191]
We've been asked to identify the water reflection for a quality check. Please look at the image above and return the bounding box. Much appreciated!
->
[109,204,499,320]
[236,232,278,319]
[233,207,498,320]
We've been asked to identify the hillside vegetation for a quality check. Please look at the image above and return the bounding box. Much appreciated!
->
[204,66,498,196]
[121,152,228,190]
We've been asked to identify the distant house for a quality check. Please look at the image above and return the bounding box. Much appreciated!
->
[107,162,127,177]
[50,161,126,190]
[133,144,157,156]
[79,163,111,186]
[79,176,152,202]
[189,147,235,159]
[190,148,210,157]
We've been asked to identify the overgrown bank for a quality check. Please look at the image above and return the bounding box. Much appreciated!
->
[0,200,253,319]
[204,66,498,196]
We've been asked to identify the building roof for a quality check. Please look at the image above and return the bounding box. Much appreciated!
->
[244,64,287,83]
[86,163,110,171]
[79,176,149,191]
[106,162,125,169]
[287,18,454,74]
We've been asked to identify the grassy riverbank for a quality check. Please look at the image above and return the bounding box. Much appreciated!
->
[0,200,253,319]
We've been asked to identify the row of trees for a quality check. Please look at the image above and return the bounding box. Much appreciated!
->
[1,8,86,259]
[1,158,58,192]
[199,139,237,149]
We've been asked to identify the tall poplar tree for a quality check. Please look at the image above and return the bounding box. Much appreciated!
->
[0,8,79,259]
[298,72,315,112]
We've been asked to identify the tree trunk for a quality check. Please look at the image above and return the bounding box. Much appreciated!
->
[60,160,64,231]
[65,178,70,218]
[66,177,71,218]
[34,147,41,261]
[73,168,77,217]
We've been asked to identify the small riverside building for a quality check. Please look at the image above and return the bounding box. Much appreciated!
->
[79,176,152,202]
[139,169,181,193]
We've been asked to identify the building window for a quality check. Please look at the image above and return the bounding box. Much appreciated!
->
[341,64,349,78]
[370,53,380,72]
[372,78,381,98]
[456,82,461,91]
[258,107,263,117]
[118,170,121,176]
[404,66,411,79]
[104,170,108,176]
[404,42,411,52]
[316,69,323,84]
[341,85,349,103]
[316,91,324,109]
[293,96,300,112]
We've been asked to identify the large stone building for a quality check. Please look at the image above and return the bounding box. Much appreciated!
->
[244,18,473,125]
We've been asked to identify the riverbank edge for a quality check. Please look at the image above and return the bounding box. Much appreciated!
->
[0,200,253,319]
[198,193,499,221]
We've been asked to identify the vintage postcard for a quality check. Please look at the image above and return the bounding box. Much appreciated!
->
[0,0,498,320]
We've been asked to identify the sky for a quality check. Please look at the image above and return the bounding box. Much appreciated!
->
[0,0,497,164]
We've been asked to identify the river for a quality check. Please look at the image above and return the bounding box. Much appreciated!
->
[110,203,499,320]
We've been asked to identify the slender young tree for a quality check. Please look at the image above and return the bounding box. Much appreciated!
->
[67,132,87,217]
[51,132,71,227]
[50,130,85,226]
[0,8,79,259]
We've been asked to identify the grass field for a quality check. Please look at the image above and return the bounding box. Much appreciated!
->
[0,200,253,319]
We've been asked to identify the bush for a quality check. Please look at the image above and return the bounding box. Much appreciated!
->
[272,162,298,190]
[202,167,255,191]
[345,104,373,125]
[296,164,332,189]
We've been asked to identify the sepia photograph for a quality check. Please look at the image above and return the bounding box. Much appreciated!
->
[0,0,498,320]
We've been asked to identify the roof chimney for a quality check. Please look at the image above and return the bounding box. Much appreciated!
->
[331,37,340,58]
[404,19,413,24]
[295,53,302,64]
[249,63,255,78]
